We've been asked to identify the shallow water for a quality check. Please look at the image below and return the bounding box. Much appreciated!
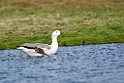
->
[0,43,124,83]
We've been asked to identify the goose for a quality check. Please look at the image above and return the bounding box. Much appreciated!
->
[17,30,61,57]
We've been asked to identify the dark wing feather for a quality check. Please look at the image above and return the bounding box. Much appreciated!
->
[34,48,45,54]
[17,43,51,50]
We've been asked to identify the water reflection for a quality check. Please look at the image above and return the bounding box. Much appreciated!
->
[0,43,124,83]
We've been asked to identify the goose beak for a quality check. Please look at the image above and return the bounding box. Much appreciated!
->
[60,32,63,35]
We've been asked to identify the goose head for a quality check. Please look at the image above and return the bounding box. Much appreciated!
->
[52,30,61,37]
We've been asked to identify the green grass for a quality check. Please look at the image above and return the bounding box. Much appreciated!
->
[0,2,124,49]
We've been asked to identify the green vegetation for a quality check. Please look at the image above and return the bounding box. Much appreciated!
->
[0,0,124,49]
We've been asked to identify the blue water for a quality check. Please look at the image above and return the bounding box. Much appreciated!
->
[0,43,124,83]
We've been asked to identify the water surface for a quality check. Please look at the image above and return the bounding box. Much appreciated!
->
[0,43,124,83]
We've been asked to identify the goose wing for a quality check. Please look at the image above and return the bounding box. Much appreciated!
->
[17,43,51,54]
[18,43,51,49]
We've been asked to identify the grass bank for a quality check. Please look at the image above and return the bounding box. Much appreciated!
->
[0,0,124,49]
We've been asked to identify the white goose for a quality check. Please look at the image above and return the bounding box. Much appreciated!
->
[17,30,61,57]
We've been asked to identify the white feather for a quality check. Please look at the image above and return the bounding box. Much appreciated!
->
[17,30,61,57]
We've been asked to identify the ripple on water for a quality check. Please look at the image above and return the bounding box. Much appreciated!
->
[0,43,124,83]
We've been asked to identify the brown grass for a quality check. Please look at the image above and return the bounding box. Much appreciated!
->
[0,0,124,49]
[0,0,124,8]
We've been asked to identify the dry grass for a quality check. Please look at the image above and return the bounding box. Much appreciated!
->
[0,0,124,8]
[0,0,124,49]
